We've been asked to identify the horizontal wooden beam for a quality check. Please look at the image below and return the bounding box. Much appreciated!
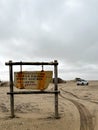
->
[7,91,60,95]
[5,60,58,66]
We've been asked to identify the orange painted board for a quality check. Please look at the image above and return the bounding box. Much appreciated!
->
[14,71,53,90]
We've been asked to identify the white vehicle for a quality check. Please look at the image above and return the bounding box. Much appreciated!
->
[77,80,89,85]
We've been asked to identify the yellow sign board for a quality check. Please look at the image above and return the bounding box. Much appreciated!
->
[14,71,53,90]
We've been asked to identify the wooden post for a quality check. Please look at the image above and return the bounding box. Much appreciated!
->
[9,61,14,118]
[20,61,23,72]
[54,60,59,119]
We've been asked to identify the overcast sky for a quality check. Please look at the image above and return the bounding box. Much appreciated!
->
[0,0,98,80]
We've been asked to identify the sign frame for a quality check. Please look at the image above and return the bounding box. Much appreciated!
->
[5,60,59,119]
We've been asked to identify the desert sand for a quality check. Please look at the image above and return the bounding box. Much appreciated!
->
[0,80,98,130]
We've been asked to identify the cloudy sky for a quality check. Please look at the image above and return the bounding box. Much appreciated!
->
[0,0,98,80]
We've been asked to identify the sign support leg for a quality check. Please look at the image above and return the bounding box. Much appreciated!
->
[54,60,59,119]
[9,61,14,118]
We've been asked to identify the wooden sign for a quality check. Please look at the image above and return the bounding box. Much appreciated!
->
[14,71,53,90]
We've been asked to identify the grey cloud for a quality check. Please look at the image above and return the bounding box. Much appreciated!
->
[0,0,98,80]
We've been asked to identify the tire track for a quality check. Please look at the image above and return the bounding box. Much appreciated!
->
[60,88,98,104]
[59,92,94,130]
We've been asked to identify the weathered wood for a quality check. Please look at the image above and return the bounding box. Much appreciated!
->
[5,61,58,66]
[5,60,59,119]
[54,62,59,119]
[9,61,15,118]
[7,91,60,95]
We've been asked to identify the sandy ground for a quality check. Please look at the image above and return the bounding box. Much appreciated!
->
[0,81,98,130]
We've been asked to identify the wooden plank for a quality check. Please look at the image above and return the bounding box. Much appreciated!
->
[7,91,60,95]
[5,61,58,66]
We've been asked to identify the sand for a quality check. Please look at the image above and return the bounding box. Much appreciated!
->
[0,81,98,130]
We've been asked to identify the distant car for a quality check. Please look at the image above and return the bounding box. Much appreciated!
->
[77,80,89,86]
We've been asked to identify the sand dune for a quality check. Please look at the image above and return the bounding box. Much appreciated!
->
[0,81,98,130]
